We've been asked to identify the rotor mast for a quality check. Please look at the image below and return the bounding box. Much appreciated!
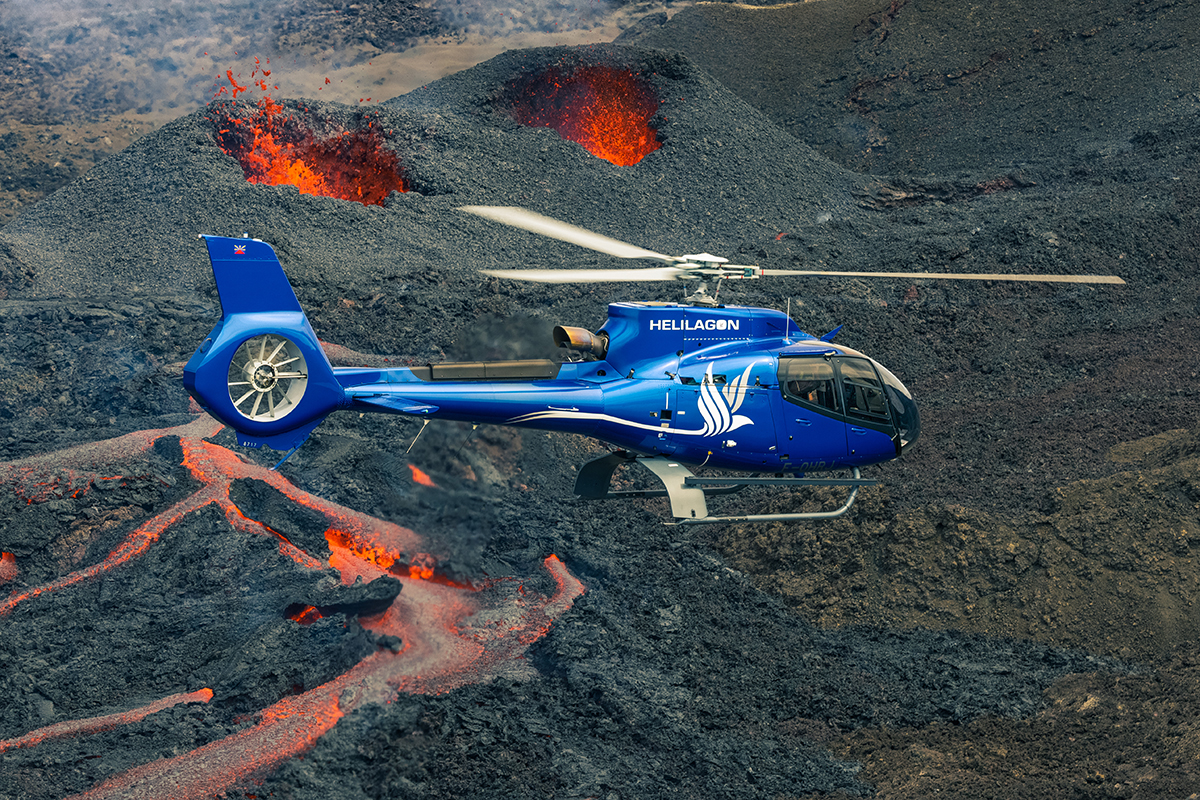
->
[672,255,763,306]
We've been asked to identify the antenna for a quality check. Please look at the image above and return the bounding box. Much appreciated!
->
[786,297,791,341]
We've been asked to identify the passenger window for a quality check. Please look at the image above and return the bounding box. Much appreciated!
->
[839,358,889,422]
[780,358,840,413]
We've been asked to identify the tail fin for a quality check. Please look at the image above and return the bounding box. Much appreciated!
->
[204,234,304,316]
[184,236,344,451]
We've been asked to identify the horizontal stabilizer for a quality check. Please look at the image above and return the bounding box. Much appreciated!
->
[353,395,440,415]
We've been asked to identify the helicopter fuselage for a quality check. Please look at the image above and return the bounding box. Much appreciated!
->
[184,236,919,479]
[327,302,919,474]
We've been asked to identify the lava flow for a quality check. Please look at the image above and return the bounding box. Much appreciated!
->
[211,63,407,205]
[1,409,584,798]
[509,65,662,166]
[0,690,214,754]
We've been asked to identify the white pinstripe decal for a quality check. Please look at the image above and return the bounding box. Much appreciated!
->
[505,362,758,438]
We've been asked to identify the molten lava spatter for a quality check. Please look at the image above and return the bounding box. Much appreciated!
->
[0,551,16,584]
[509,65,662,166]
[286,604,323,625]
[1,406,584,799]
[408,463,437,487]
[211,63,407,205]
[325,527,445,585]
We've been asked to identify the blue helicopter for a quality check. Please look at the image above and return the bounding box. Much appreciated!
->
[183,207,1123,524]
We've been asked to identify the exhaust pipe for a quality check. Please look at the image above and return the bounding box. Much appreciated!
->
[553,326,608,359]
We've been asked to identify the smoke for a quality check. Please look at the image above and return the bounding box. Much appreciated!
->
[0,0,274,119]
[430,0,619,37]
[0,0,676,123]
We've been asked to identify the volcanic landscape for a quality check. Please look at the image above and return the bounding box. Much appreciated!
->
[3,1,1200,798]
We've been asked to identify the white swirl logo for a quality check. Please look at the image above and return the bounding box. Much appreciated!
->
[698,363,755,437]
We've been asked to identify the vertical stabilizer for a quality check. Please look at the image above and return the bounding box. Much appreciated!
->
[203,235,303,317]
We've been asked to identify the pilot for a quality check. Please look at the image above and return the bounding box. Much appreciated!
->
[788,379,820,403]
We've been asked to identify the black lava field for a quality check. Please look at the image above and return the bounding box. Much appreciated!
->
[3,2,1200,798]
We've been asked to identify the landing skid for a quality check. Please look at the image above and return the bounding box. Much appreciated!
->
[574,452,875,524]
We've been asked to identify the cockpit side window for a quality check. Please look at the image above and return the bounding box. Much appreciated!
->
[838,358,889,423]
[780,358,840,413]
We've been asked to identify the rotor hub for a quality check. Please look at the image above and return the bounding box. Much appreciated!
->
[249,362,279,391]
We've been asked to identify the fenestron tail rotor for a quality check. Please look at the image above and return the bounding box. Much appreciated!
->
[459,206,1126,294]
[226,334,310,422]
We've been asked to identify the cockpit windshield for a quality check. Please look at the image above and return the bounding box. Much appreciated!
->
[838,357,890,424]
[778,354,921,452]
[871,359,921,449]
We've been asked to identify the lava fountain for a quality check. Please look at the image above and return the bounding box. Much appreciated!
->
[508,65,662,166]
[210,65,407,205]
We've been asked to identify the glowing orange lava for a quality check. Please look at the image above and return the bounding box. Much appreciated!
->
[1,403,584,799]
[0,551,16,584]
[286,605,323,625]
[325,528,447,585]
[0,689,213,754]
[408,464,437,487]
[509,65,662,166]
[211,64,407,205]
[63,542,582,800]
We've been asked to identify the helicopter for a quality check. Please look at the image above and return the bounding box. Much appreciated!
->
[183,207,1124,524]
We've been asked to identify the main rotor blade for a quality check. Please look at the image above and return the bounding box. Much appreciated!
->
[481,267,684,283]
[460,206,677,264]
[760,269,1125,284]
